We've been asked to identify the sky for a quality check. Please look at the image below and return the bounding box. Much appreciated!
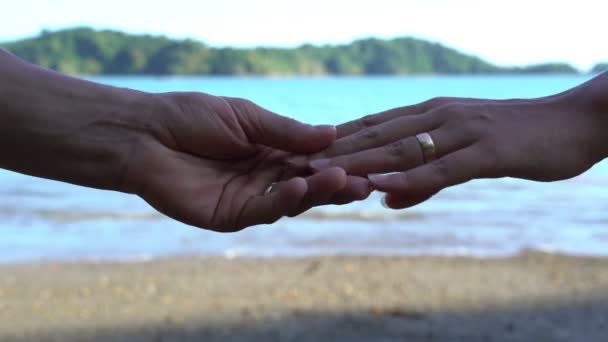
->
[2,0,606,70]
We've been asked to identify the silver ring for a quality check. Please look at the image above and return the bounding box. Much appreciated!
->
[415,132,436,163]
[264,182,277,196]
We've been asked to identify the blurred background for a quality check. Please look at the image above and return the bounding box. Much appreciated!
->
[1,0,608,341]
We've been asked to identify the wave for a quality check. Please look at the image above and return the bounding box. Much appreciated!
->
[0,206,425,223]
[0,189,60,198]
[33,209,164,222]
[3,247,604,265]
[0,207,164,222]
[299,210,425,221]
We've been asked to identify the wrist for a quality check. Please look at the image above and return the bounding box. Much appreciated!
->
[87,89,160,193]
[0,53,158,191]
[587,73,608,114]
[553,75,608,162]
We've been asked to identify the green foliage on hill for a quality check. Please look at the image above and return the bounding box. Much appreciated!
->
[0,27,580,75]
[592,63,608,74]
[506,63,579,74]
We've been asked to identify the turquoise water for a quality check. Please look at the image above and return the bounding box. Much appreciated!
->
[3,75,608,262]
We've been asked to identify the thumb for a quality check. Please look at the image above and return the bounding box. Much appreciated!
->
[226,97,336,153]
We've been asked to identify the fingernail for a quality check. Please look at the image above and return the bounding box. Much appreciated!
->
[310,158,331,171]
[368,174,390,185]
[381,194,390,209]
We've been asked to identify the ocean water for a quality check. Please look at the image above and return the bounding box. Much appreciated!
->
[3,75,608,263]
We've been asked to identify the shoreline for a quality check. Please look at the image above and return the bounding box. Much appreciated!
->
[3,247,608,265]
[2,251,608,341]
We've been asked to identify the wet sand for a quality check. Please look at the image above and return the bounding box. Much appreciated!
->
[2,251,608,341]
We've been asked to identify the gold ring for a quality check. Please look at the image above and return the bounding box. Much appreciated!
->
[264,182,277,196]
[415,132,436,163]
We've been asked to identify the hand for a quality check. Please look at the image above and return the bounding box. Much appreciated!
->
[294,88,607,209]
[123,93,371,232]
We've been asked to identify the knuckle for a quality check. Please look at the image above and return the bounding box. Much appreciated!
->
[428,96,452,107]
[440,102,464,115]
[335,127,381,154]
[395,172,410,187]
[428,103,464,122]
[429,158,450,179]
[359,114,378,129]
[227,97,258,119]
[384,139,408,157]
[231,97,254,109]
[357,126,381,141]
[332,156,351,170]
[469,110,493,126]
[463,110,494,136]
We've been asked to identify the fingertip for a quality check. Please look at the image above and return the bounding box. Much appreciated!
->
[269,177,308,216]
[236,177,309,229]
[326,166,348,189]
[279,176,308,199]
[306,166,347,192]
[345,176,372,199]
[381,193,402,210]
[383,192,435,210]
[314,124,337,139]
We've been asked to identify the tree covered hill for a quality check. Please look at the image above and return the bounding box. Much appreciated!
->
[592,63,608,74]
[0,27,581,76]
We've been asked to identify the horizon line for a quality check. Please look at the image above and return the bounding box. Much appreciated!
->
[2,25,606,73]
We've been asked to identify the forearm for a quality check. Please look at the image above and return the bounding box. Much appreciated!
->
[0,49,155,191]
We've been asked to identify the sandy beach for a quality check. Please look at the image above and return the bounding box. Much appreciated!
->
[1,251,608,341]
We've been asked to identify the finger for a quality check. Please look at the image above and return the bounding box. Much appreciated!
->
[288,167,348,216]
[286,176,370,217]
[225,97,336,153]
[236,177,308,230]
[381,192,435,210]
[278,165,372,206]
[314,113,438,160]
[336,102,431,138]
[285,109,434,169]
[369,147,483,198]
[309,127,472,176]
[327,176,373,205]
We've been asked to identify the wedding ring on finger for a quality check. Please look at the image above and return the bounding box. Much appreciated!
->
[415,132,437,164]
[264,182,277,196]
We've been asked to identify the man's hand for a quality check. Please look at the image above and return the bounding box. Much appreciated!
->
[122,93,371,232]
[0,50,371,232]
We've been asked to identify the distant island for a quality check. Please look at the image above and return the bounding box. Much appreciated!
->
[0,27,603,76]
[592,63,608,74]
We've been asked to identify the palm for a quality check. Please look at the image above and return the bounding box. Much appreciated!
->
[128,92,369,232]
[141,145,290,231]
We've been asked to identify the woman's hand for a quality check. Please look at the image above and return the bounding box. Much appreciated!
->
[296,75,608,209]
[123,93,371,232]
